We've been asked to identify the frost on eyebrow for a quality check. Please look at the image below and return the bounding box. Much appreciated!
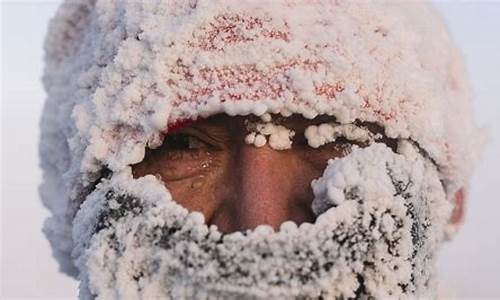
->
[244,123,295,150]
[244,114,296,150]
[72,143,451,299]
[241,116,380,151]
[305,123,381,149]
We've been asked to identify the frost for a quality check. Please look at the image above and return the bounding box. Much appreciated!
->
[40,0,482,294]
[305,123,380,149]
[72,143,451,299]
[260,113,272,123]
[244,119,296,150]
[253,134,267,148]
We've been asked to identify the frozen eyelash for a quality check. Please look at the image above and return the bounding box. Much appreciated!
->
[304,123,381,149]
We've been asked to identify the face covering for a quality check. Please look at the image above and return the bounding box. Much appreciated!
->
[72,140,451,299]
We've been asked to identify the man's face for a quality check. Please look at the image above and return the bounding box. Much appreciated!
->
[131,114,387,233]
[74,113,451,298]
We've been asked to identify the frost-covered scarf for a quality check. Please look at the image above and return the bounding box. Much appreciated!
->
[72,141,451,299]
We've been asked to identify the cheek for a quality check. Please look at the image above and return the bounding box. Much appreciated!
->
[164,176,218,218]
[291,157,326,210]
[132,151,228,221]
[297,144,352,172]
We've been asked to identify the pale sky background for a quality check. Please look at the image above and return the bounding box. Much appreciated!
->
[1,1,499,299]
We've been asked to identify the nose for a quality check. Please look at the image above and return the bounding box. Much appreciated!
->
[224,144,314,232]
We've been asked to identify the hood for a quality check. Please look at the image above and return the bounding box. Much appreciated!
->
[39,0,482,280]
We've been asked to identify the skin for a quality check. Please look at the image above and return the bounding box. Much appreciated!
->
[132,114,465,233]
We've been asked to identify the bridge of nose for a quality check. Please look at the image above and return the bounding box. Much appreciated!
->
[224,144,314,231]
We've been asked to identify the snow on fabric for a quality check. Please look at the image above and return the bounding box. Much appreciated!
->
[73,143,450,299]
[39,0,482,293]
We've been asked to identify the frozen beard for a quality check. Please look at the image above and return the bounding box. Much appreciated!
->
[72,141,451,299]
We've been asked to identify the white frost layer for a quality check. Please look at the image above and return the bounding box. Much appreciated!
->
[40,0,483,277]
[305,123,380,149]
[72,143,451,299]
[245,120,296,150]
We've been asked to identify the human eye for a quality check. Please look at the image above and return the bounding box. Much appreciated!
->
[159,132,212,156]
[133,129,220,181]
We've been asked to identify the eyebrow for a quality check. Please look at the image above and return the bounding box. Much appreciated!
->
[165,114,393,146]
[280,116,386,137]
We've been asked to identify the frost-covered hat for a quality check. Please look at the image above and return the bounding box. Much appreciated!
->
[40,0,481,276]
